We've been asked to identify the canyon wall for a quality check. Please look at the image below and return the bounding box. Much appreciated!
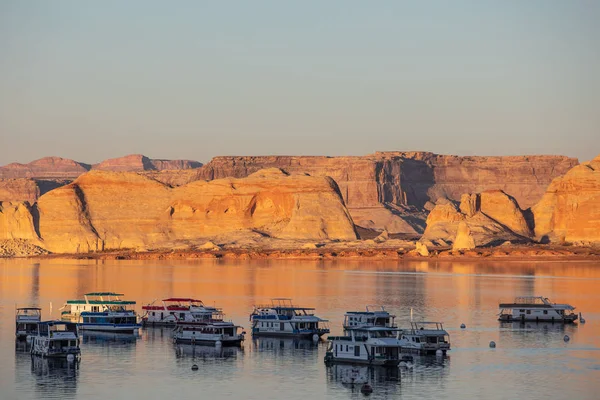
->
[6,168,356,254]
[187,153,577,233]
[532,155,600,244]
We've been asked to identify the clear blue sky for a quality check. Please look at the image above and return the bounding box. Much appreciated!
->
[1,0,598,165]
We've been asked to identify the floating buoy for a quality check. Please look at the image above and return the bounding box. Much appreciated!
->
[564,335,570,342]
[489,341,496,348]
[579,313,586,324]
[460,323,466,329]
[312,334,319,343]
[360,383,373,395]
[67,354,75,363]
[191,364,199,371]
[436,349,444,357]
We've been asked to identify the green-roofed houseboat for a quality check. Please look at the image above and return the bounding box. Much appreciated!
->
[60,292,141,334]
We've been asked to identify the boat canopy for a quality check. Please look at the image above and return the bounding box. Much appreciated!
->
[85,292,124,296]
[163,298,203,303]
[16,307,42,311]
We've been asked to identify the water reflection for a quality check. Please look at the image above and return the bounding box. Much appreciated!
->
[29,356,78,399]
[251,337,318,354]
[174,344,240,360]
[2,259,600,400]
[81,332,139,345]
[326,364,401,396]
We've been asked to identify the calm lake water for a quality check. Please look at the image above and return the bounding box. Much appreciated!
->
[1,259,599,400]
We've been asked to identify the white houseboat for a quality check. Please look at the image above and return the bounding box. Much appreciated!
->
[250,298,330,338]
[61,292,141,333]
[142,298,219,326]
[498,296,578,323]
[173,320,245,346]
[30,321,81,360]
[324,326,402,366]
[343,306,397,331]
[16,307,42,341]
[397,321,451,355]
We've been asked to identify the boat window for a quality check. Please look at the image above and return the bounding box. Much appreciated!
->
[543,310,548,315]
[415,338,420,343]
[152,312,155,316]
[346,345,348,352]
[280,322,285,331]
[526,310,531,315]
[354,346,360,356]
[519,309,525,313]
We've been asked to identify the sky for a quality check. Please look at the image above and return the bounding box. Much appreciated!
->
[0,0,598,165]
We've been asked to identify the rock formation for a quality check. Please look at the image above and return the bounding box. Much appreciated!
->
[532,154,600,243]
[0,154,202,180]
[0,157,90,179]
[421,190,532,247]
[188,153,576,233]
[0,201,40,241]
[0,151,579,239]
[0,178,69,203]
[4,168,358,253]
[452,222,476,250]
[92,154,202,172]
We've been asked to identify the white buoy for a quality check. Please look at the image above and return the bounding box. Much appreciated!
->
[563,335,570,342]
[489,341,496,348]
[312,334,319,343]
[436,349,444,357]
[579,313,586,324]
[191,364,199,371]
[67,354,75,363]
[460,323,466,329]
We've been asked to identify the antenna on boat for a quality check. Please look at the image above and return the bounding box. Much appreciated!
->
[410,307,413,322]
[49,302,52,317]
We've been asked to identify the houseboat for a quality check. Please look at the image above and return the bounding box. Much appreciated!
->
[15,307,42,341]
[343,306,397,331]
[142,298,219,326]
[498,296,578,323]
[61,292,141,333]
[397,321,451,355]
[324,326,402,366]
[79,310,141,334]
[30,321,81,360]
[250,298,330,338]
[173,315,245,346]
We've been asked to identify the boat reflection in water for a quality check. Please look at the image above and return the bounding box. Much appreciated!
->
[499,321,578,347]
[251,337,319,354]
[326,364,400,396]
[81,331,140,345]
[30,355,78,399]
[174,343,241,360]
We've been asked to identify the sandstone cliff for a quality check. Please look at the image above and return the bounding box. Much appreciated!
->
[0,201,40,241]
[190,153,576,233]
[532,155,600,243]
[420,190,532,247]
[0,157,90,179]
[92,154,202,172]
[0,154,202,180]
[27,168,357,253]
[0,178,70,203]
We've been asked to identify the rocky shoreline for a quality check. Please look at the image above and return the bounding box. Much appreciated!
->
[25,243,600,262]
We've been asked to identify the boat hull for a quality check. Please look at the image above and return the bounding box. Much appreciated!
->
[498,314,578,323]
[251,328,328,339]
[79,323,141,334]
[324,352,400,367]
[174,337,243,347]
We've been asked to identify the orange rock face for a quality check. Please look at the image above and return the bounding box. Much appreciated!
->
[190,153,576,233]
[31,168,357,253]
[421,190,532,247]
[532,155,600,243]
[0,157,90,179]
[92,154,202,172]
